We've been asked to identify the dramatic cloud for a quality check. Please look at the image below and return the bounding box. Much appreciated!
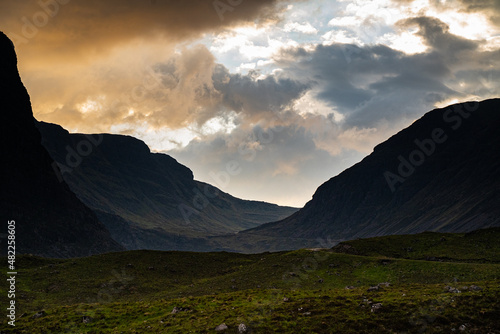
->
[273,16,499,130]
[0,0,284,63]
[1,0,498,206]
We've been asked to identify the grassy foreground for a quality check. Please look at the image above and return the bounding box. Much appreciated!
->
[1,229,500,333]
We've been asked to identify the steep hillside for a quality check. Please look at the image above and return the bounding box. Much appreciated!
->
[36,121,297,251]
[244,99,500,246]
[0,32,123,257]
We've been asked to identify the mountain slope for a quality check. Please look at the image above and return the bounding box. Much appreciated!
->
[0,32,123,257]
[244,99,500,245]
[36,121,297,251]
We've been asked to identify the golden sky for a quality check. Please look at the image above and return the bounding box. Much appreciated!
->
[1,0,499,206]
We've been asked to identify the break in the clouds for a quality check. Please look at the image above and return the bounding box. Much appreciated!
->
[1,0,499,206]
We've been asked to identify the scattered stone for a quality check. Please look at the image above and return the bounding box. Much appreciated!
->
[367,286,380,292]
[469,285,482,291]
[459,324,467,331]
[215,323,228,331]
[345,285,356,290]
[444,286,461,293]
[171,306,189,314]
[289,272,297,277]
[82,316,92,324]
[283,297,290,302]
[378,282,391,287]
[31,311,46,319]
[238,323,248,333]
[126,263,134,268]
[303,312,311,316]
[371,303,383,313]
[318,279,324,283]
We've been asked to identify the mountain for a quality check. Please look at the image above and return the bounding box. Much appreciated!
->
[242,99,500,247]
[35,121,298,251]
[0,32,123,258]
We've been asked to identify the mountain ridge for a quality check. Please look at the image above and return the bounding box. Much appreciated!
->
[243,98,500,245]
[36,121,298,251]
[0,31,123,258]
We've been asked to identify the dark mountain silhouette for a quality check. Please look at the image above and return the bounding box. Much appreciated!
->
[36,121,298,251]
[241,99,500,248]
[0,32,123,257]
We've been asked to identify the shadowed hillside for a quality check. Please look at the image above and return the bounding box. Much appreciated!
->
[242,99,500,249]
[36,121,297,251]
[0,32,123,257]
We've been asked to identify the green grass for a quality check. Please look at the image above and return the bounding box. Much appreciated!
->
[1,229,500,333]
[331,228,500,262]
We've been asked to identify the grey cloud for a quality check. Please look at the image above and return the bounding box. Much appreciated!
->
[274,16,498,128]
[398,16,478,55]
[212,64,310,118]
[169,120,365,206]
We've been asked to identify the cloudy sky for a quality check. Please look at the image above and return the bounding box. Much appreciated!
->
[1,0,499,207]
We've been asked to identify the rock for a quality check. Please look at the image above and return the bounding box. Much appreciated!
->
[215,323,228,331]
[31,311,46,319]
[283,297,290,302]
[469,285,482,291]
[345,285,356,290]
[238,323,248,333]
[289,272,297,277]
[371,303,383,313]
[82,316,92,324]
[444,286,461,293]
[378,282,391,287]
[318,279,324,283]
[171,306,189,314]
[367,286,380,292]
[459,324,466,331]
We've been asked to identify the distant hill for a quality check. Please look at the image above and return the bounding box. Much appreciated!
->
[36,121,297,251]
[241,99,500,249]
[0,32,123,258]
